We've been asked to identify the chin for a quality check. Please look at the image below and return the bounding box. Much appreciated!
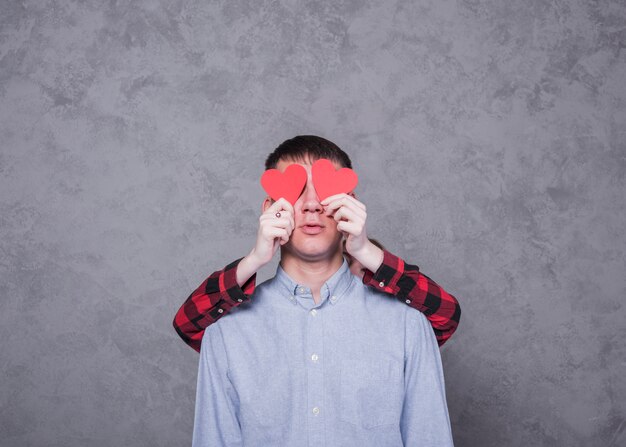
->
[296,246,334,261]
[287,237,342,261]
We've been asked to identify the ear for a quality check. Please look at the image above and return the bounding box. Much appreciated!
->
[262,196,273,212]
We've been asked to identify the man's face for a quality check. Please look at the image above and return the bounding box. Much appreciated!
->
[273,158,344,261]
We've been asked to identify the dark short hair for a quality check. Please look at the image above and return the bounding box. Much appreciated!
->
[265,135,352,170]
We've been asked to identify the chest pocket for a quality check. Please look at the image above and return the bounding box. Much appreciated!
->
[339,359,404,429]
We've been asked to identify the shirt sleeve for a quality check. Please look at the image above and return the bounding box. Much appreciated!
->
[192,325,243,447]
[400,312,454,446]
[362,249,461,346]
[173,257,256,352]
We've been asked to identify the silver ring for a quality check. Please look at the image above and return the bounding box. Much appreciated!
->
[275,212,281,218]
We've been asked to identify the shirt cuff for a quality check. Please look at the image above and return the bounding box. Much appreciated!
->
[362,249,405,295]
[220,257,256,306]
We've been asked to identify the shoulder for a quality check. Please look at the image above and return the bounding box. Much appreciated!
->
[206,276,280,333]
[359,282,414,316]
[360,284,433,333]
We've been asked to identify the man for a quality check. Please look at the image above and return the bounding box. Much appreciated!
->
[188,136,455,446]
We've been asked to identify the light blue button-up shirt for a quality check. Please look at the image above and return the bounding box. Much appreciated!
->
[192,259,453,447]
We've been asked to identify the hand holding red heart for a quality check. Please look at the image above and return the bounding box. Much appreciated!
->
[252,198,295,265]
[322,192,384,275]
[321,193,371,261]
[235,197,295,286]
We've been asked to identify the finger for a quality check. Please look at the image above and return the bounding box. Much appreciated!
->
[261,218,293,239]
[322,192,363,207]
[264,211,294,236]
[323,198,347,216]
[262,217,292,229]
[337,220,362,236]
[275,209,293,223]
[333,207,364,226]
[322,194,366,212]
[260,209,293,224]
[324,196,366,215]
[265,227,290,242]
[266,198,295,215]
[263,212,294,232]
[281,227,291,243]
[278,216,294,236]
[278,198,295,215]
[320,193,349,205]
[272,209,294,230]
[325,199,366,221]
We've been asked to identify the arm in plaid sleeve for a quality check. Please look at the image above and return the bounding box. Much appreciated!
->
[172,257,256,353]
[362,250,461,346]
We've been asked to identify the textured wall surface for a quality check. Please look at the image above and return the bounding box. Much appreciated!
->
[1,1,625,446]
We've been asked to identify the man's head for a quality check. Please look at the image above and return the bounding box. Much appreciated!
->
[262,136,353,263]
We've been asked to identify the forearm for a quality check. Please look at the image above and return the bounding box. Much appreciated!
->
[417,273,461,346]
[350,240,384,273]
[173,258,256,352]
[235,251,265,287]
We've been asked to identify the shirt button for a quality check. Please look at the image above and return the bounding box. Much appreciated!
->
[312,407,320,415]
[405,299,411,304]
[329,295,337,304]
[379,281,385,288]
[311,354,319,362]
[237,299,243,303]
[217,308,224,314]
[299,287,305,293]
[310,309,317,317]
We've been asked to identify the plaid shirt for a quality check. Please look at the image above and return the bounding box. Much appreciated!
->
[173,250,461,352]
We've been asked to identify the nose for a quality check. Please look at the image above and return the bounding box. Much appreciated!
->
[300,178,323,214]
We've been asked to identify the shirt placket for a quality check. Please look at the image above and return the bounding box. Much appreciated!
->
[306,302,325,446]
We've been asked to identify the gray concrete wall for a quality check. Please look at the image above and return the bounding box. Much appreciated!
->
[1,1,624,446]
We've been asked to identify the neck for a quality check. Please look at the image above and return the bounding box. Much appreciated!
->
[279,250,344,304]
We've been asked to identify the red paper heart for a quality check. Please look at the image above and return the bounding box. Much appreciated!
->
[260,164,307,205]
[312,158,358,201]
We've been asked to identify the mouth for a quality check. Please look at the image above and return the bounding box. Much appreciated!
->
[300,223,324,235]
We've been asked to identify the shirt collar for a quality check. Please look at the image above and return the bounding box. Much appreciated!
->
[274,258,354,309]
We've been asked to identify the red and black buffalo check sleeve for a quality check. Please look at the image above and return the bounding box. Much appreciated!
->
[172,258,256,353]
[362,250,461,346]
[174,251,460,352]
